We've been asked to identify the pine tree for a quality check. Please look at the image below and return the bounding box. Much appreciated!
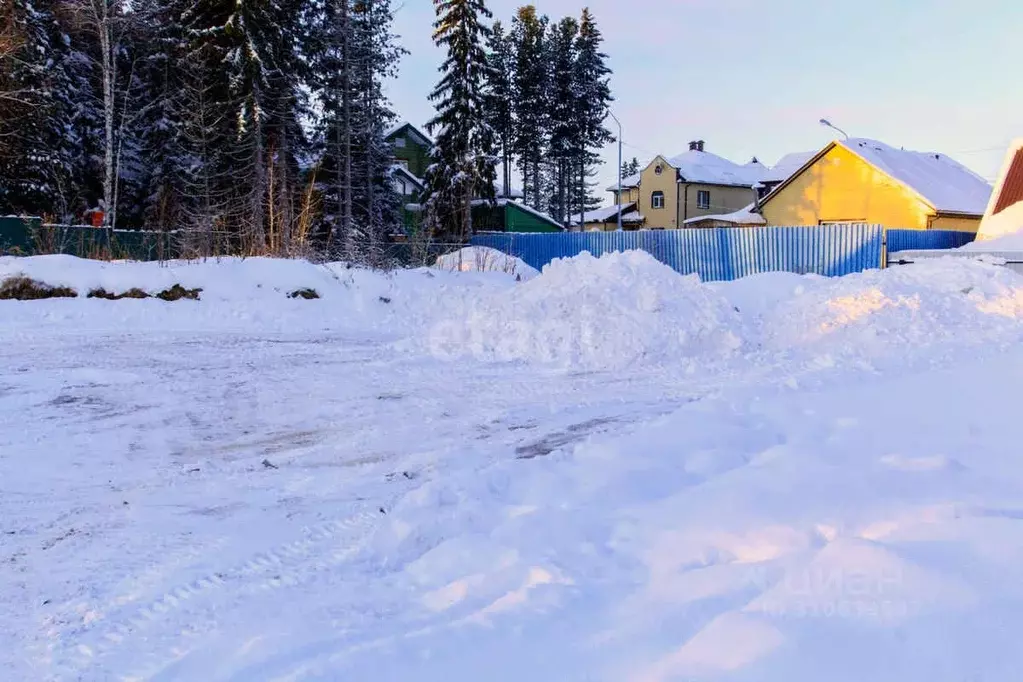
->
[545,16,580,225]
[314,0,406,260]
[180,0,308,253]
[126,0,189,232]
[510,6,548,212]
[483,20,514,199]
[0,0,92,219]
[571,8,613,223]
[422,0,496,242]
[621,156,640,180]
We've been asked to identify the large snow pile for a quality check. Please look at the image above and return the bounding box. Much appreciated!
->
[742,258,1023,371]
[435,246,539,281]
[429,250,745,369]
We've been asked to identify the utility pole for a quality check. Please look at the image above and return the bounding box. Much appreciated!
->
[609,111,623,232]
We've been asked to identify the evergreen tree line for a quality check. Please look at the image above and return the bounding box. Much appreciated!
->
[0,0,405,260]
[422,1,614,240]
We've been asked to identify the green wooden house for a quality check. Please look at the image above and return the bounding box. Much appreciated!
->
[386,121,564,234]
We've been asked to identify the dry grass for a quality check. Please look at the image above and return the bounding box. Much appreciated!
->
[87,287,152,300]
[156,284,202,301]
[0,276,78,300]
[288,288,320,300]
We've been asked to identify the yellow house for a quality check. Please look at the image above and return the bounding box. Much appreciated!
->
[607,141,766,230]
[758,138,992,232]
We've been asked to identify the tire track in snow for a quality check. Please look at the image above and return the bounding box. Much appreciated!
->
[65,505,383,678]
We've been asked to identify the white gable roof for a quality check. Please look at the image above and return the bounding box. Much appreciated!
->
[764,151,817,184]
[839,138,992,215]
[386,121,433,147]
[569,203,636,225]
[666,149,768,187]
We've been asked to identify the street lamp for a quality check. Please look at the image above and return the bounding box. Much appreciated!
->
[608,111,623,232]
[819,118,850,140]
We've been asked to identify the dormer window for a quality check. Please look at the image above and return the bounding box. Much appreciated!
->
[651,191,665,209]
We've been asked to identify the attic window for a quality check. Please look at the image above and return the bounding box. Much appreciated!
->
[651,191,665,209]
[654,165,663,175]
[395,137,406,148]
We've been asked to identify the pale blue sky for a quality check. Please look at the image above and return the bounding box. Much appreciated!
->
[389,0,1023,197]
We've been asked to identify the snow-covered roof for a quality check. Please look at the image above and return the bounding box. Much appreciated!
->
[569,203,637,225]
[622,213,645,224]
[683,203,766,226]
[607,151,769,191]
[385,121,433,147]
[839,138,992,215]
[764,151,817,184]
[391,164,425,189]
[667,149,769,187]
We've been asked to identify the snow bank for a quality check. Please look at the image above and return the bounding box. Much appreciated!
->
[434,246,539,281]
[0,255,516,336]
[429,250,745,369]
[735,257,1023,370]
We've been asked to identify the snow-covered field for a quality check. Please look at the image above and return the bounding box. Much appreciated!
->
[4,251,1023,681]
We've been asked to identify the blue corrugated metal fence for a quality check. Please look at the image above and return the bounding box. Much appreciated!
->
[886,229,976,253]
[472,224,887,281]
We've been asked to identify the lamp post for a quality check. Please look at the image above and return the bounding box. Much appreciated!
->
[819,118,850,140]
[608,111,623,232]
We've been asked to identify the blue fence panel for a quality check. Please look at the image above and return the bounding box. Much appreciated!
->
[471,224,885,281]
[887,229,975,253]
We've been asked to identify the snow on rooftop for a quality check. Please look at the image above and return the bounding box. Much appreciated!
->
[840,138,992,215]
[667,149,769,187]
[570,203,636,225]
[683,202,766,226]
[764,151,817,184]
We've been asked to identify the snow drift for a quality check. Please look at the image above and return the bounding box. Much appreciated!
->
[434,246,539,281]
[429,250,745,369]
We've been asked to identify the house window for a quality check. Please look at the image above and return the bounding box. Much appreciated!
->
[697,190,711,209]
[654,165,663,175]
[395,137,406,148]
[651,191,665,209]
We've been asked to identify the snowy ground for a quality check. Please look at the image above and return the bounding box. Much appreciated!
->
[4,252,1023,681]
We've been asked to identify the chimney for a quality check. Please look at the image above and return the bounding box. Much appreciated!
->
[689,140,699,152]
[697,140,705,152]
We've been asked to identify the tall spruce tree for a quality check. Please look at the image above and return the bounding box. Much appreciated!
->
[510,6,548,212]
[546,16,580,225]
[571,8,613,223]
[423,0,496,242]
[622,156,640,180]
[483,20,515,199]
[0,0,93,219]
[180,0,308,252]
[314,0,405,260]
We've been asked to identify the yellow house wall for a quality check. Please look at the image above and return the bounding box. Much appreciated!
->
[760,144,935,229]
[639,156,679,229]
[680,184,757,223]
[613,187,640,205]
[929,214,981,233]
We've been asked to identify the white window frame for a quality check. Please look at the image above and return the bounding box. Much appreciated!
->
[697,190,711,210]
[651,191,665,209]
